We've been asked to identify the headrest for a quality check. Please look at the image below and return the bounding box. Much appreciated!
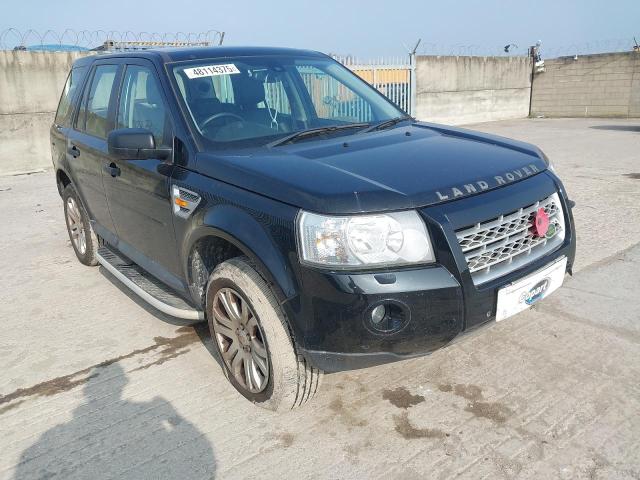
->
[234,75,265,108]
[145,74,163,105]
[190,77,215,99]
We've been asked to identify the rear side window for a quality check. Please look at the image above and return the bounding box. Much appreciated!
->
[54,66,87,127]
[77,64,118,139]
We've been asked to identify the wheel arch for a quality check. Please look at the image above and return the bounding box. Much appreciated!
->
[56,168,72,196]
[182,205,299,309]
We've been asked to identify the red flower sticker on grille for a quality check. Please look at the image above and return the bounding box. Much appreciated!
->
[532,208,550,237]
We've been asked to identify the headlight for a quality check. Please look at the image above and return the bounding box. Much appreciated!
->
[297,210,434,268]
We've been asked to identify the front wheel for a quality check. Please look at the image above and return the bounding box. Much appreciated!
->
[206,257,322,411]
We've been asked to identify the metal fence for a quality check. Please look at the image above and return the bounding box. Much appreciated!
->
[331,37,640,117]
[0,28,225,51]
[333,55,414,117]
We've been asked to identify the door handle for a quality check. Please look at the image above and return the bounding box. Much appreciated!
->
[69,145,81,158]
[104,163,121,177]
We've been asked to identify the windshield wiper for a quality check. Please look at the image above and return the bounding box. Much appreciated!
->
[267,123,370,147]
[361,115,413,133]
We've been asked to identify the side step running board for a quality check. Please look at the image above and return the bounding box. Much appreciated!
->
[97,246,204,320]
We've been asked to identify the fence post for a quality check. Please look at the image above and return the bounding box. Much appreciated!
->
[372,63,378,90]
[409,52,416,116]
[528,44,537,117]
[408,39,421,117]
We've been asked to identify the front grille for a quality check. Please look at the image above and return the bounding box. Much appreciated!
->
[455,192,565,284]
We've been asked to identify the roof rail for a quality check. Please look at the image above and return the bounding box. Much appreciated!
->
[94,35,225,51]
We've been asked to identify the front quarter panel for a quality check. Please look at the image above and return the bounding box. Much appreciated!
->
[172,166,301,306]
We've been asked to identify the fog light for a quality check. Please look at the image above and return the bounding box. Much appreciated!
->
[371,305,387,325]
[365,301,410,334]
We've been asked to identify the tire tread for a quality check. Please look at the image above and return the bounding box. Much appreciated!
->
[208,256,323,411]
[62,184,98,267]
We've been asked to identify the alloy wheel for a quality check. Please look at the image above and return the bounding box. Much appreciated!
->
[66,197,86,255]
[212,287,270,393]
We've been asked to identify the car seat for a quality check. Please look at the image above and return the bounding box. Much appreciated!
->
[233,75,273,126]
[188,78,224,124]
[132,75,167,144]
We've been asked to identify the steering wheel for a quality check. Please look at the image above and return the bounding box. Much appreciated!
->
[200,112,245,130]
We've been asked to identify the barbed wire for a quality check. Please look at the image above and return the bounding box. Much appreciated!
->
[541,38,638,58]
[0,28,225,51]
[2,28,637,58]
[418,38,638,58]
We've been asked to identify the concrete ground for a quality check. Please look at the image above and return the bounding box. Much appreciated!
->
[0,117,639,480]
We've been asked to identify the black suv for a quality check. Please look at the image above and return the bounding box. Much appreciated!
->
[51,47,576,411]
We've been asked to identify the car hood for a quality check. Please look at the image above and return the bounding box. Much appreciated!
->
[194,122,548,214]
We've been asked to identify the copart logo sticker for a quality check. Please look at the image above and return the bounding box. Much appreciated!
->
[520,278,550,305]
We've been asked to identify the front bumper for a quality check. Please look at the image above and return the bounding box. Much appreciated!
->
[289,171,576,372]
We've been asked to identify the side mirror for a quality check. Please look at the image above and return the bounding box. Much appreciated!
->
[107,128,172,160]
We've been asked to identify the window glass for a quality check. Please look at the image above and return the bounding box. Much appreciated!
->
[116,65,170,147]
[263,75,291,117]
[297,65,372,123]
[172,56,402,148]
[55,66,87,127]
[77,65,118,138]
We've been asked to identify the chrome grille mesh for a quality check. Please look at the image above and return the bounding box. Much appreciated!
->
[456,193,565,284]
[171,185,201,219]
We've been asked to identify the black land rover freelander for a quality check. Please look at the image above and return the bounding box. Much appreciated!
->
[51,47,576,411]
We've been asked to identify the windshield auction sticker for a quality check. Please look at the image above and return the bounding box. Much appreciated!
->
[184,64,240,79]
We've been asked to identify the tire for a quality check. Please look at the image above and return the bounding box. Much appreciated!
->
[206,257,322,411]
[62,184,98,266]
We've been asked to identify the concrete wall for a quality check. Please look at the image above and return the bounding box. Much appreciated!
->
[531,52,640,118]
[414,55,533,125]
[0,51,91,175]
[2,50,637,175]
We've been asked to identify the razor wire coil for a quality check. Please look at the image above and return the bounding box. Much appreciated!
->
[418,38,639,58]
[0,28,225,51]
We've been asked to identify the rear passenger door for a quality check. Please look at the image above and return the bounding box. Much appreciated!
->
[102,59,181,284]
[51,65,88,169]
[67,62,120,240]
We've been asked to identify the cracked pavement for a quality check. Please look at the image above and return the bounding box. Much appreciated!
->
[1,118,639,479]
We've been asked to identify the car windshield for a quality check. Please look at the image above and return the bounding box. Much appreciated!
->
[171,55,405,149]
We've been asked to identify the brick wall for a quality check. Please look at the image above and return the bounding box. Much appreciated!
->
[531,52,640,118]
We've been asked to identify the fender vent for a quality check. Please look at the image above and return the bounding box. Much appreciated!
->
[172,185,201,219]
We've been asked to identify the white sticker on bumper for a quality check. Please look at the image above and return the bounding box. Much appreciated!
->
[496,256,567,321]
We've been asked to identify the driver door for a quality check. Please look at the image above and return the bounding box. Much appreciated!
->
[102,59,182,285]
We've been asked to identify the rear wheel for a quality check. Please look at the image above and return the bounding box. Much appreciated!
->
[62,184,98,266]
[206,257,322,411]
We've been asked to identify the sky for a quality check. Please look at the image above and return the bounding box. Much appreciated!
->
[4,0,639,57]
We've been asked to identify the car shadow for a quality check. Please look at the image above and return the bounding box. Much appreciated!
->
[12,363,216,479]
[589,125,640,132]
